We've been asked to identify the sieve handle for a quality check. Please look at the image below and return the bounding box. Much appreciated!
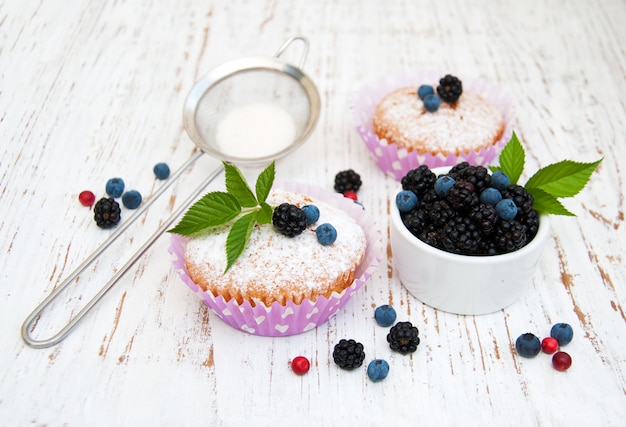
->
[21,156,224,348]
[274,34,310,69]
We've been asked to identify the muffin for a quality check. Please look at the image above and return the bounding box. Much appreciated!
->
[372,85,504,155]
[352,70,514,181]
[184,189,366,306]
[170,182,382,336]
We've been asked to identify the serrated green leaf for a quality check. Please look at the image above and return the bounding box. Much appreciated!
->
[525,158,603,198]
[168,192,241,236]
[498,131,525,184]
[255,161,275,203]
[527,187,575,216]
[224,161,258,207]
[224,212,257,273]
[256,202,273,224]
[488,165,502,173]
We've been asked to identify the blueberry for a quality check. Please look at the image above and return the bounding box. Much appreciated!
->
[121,190,142,209]
[550,323,574,346]
[495,198,518,220]
[434,176,455,197]
[417,84,434,100]
[315,223,337,246]
[301,205,320,225]
[374,305,397,327]
[153,162,170,180]
[515,333,541,358]
[395,190,418,212]
[480,187,503,205]
[491,171,510,191]
[423,94,440,112]
[105,177,125,198]
[367,359,390,382]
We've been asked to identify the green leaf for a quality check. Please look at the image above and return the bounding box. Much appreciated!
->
[528,187,575,216]
[224,212,257,273]
[167,192,241,236]
[255,161,275,203]
[167,161,278,274]
[498,131,525,185]
[224,161,258,208]
[256,202,273,224]
[525,158,603,198]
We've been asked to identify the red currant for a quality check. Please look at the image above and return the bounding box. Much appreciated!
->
[541,337,559,354]
[78,190,96,207]
[343,190,358,201]
[552,351,572,371]
[291,356,310,375]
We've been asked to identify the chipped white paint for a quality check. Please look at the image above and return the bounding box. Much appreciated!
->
[1,0,625,426]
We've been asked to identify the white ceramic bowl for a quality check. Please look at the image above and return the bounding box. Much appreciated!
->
[390,171,550,315]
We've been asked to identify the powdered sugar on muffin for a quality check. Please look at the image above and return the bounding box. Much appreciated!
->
[184,189,367,307]
[373,87,504,155]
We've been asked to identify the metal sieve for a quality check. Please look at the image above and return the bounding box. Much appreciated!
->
[21,35,321,348]
[184,36,320,165]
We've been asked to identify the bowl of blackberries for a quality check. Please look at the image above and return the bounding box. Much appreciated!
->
[390,133,602,315]
[390,162,550,315]
[390,132,602,315]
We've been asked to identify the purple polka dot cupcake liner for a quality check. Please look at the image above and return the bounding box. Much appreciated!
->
[169,182,383,337]
[351,70,515,181]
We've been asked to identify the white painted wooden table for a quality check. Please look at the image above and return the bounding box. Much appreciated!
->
[1,0,625,425]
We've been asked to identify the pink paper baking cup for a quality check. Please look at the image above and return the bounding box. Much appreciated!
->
[351,70,515,181]
[168,182,383,337]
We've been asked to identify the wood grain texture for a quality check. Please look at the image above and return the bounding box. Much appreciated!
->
[1,0,625,425]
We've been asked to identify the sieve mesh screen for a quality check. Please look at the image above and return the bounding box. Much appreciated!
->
[193,69,311,157]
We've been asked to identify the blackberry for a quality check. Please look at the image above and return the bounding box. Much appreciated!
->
[468,203,499,236]
[448,165,492,193]
[334,169,362,193]
[500,184,534,216]
[272,203,307,237]
[401,165,436,197]
[448,161,471,175]
[520,209,540,241]
[332,339,365,370]
[421,188,439,205]
[441,216,482,255]
[446,181,478,211]
[417,226,442,249]
[436,74,463,103]
[387,321,420,354]
[492,219,527,252]
[401,208,430,237]
[425,199,456,229]
[94,197,121,228]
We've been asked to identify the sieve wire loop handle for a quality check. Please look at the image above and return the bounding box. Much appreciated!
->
[274,34,310,69]
[21,155,223,348]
